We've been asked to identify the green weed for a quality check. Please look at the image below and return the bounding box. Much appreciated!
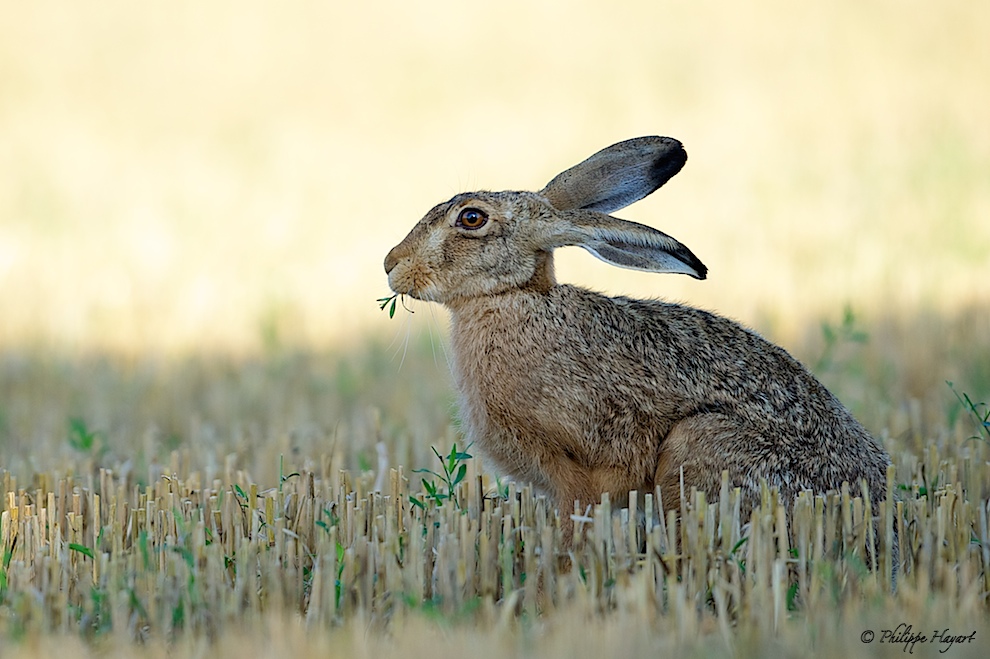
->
[377,294,412,319]
[410,443,472,510]
[814,304,869,373]
[947,381,990,443]
[67,417,105,456]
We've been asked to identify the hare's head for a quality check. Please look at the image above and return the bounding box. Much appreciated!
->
[384,136,707,306]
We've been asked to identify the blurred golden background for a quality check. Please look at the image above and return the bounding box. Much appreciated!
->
[1,8,989,647]
[1,0,987,354]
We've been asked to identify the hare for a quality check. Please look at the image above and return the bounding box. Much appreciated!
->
[384,136,892,545]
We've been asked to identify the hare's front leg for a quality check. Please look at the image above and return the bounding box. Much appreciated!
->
[543,458,606,548]
[550,461,645,549]
[553,487,598,548]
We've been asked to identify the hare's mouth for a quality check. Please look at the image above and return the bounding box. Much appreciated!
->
[387,268,439,303]
[405,285,441,304]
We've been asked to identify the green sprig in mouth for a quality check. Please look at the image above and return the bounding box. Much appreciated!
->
[376,293,412,319]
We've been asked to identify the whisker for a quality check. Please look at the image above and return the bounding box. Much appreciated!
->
[427,303,452,372]
[384,312,405,357]
[397,315,411,370]
[396,294,418,371]
[427,306,439,369]
[382,290,420,369]
[384,300,410,360]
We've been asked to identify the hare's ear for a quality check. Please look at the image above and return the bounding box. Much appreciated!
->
[539,136,687,213]
[549,210,707,280]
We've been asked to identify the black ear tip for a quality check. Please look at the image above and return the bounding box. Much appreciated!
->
[649,140,688,188]
[678,248,707,280]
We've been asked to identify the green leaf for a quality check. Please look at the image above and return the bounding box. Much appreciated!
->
[68,417,97,452]
[451,463,467,488]
[377,293,403,319]
[787,582,800,611]
[69,543,95,560]
[729,536,749,555]
[138,530,150,571]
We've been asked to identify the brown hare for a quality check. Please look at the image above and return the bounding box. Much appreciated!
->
[384,136,891,545]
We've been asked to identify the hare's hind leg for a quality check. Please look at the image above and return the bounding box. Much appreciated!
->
[654,413,778,519]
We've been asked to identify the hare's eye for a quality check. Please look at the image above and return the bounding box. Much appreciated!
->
[456,207,488,230]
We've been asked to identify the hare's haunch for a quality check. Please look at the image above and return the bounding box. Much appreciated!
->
[385,136,891,544]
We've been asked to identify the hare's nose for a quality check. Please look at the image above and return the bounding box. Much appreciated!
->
[384,246,401,274]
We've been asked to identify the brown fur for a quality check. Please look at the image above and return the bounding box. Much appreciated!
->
[384,137,891,545]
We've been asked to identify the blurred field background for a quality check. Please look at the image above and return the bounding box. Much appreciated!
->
[1,0,986,354]
[1,0,990,654]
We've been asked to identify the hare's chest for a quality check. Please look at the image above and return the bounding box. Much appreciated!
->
[451,348,582,485]
[452,339,578,437]
[451,318,556,408]
[456,392,580,497]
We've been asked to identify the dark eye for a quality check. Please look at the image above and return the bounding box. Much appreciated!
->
[456,207,488,230]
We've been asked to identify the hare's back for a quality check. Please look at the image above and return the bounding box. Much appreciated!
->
[554,286,867,436]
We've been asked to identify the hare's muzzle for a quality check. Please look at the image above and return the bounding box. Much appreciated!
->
[383,246,401,275]
[384,243,418,298]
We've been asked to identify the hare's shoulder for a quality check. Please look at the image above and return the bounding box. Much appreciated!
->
[550,285,763,349]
